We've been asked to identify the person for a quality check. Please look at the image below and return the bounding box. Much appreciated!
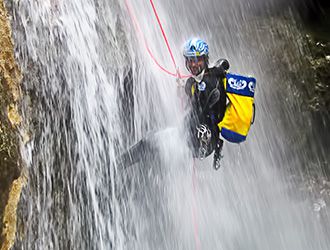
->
[182,38,229,169]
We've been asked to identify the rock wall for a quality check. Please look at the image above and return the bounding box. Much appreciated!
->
[0,1,24,249]
[293,0,330,113]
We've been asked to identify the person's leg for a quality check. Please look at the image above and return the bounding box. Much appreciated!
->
[184,111,200,157]
[213,126,224,170]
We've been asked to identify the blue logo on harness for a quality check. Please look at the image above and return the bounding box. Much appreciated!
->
[198,81,206,91]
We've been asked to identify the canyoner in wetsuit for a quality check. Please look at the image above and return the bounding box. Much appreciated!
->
[183,38,229,170]
[116,39,256,169]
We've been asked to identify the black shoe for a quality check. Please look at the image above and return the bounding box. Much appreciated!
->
[213,139,223,170]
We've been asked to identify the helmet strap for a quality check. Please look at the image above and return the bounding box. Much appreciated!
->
[192,69,205,83]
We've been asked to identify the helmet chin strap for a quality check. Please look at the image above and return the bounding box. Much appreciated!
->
[192,69,205,83]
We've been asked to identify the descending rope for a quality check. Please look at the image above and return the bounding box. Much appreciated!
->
[191,159,201,250]
[124,0,190,78]
[146,3,200,248]
[149,0,177,70]
[124,0,177,77]
[124,1,200,249]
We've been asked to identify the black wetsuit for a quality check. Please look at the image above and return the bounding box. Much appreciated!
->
[184,66,227,156]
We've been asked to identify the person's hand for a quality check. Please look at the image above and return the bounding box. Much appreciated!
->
[176,77,185,88]
[215,58,230,71]
[214,59,230,77]
[196,124,211,144]
[176,67,185,88]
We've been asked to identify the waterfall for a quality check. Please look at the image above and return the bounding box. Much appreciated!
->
[6,0,330,249]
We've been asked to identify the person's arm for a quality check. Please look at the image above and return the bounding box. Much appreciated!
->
[215,58,229,71]
[213,58,229,79]
[214,58,230,107]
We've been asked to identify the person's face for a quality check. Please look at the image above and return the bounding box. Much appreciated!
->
[185,56,207,76]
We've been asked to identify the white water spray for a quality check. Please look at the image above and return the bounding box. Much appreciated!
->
[7,0,330,249]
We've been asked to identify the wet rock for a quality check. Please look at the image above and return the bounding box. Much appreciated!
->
[304,35,330,113]
[0,0,23,248]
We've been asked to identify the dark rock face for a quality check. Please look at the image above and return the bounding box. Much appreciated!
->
[295,0,330,114]
[304,37,330,113]
[299,0,330,42]
[271,0,330,115]
[295,1,330,189]
[300,0,330,22]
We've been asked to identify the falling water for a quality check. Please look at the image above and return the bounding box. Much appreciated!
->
[6,0,330,249]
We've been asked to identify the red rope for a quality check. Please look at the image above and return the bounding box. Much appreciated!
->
[124,1,199,249]
[124,0,174,76]
[149,0,177,70]
[124,0,190,79]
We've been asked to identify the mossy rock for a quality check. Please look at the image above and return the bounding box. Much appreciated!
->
[0,73,20,247]
[304,35,330,112]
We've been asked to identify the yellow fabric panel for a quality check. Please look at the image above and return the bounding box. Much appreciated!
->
[218,77,254,137]
[218,94,254,136]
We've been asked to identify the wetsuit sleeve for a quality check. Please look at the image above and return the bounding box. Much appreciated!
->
[215,59,230,71]
[213,66,226,79]
[214,70,227,123]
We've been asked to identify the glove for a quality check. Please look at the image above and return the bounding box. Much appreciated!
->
[215,58,230,71]
[176,78,185,88]
[196,124,211,144]
[175,67,185,88]
[214,59,229,78]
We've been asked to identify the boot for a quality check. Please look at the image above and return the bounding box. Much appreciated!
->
[213,139,223,170]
